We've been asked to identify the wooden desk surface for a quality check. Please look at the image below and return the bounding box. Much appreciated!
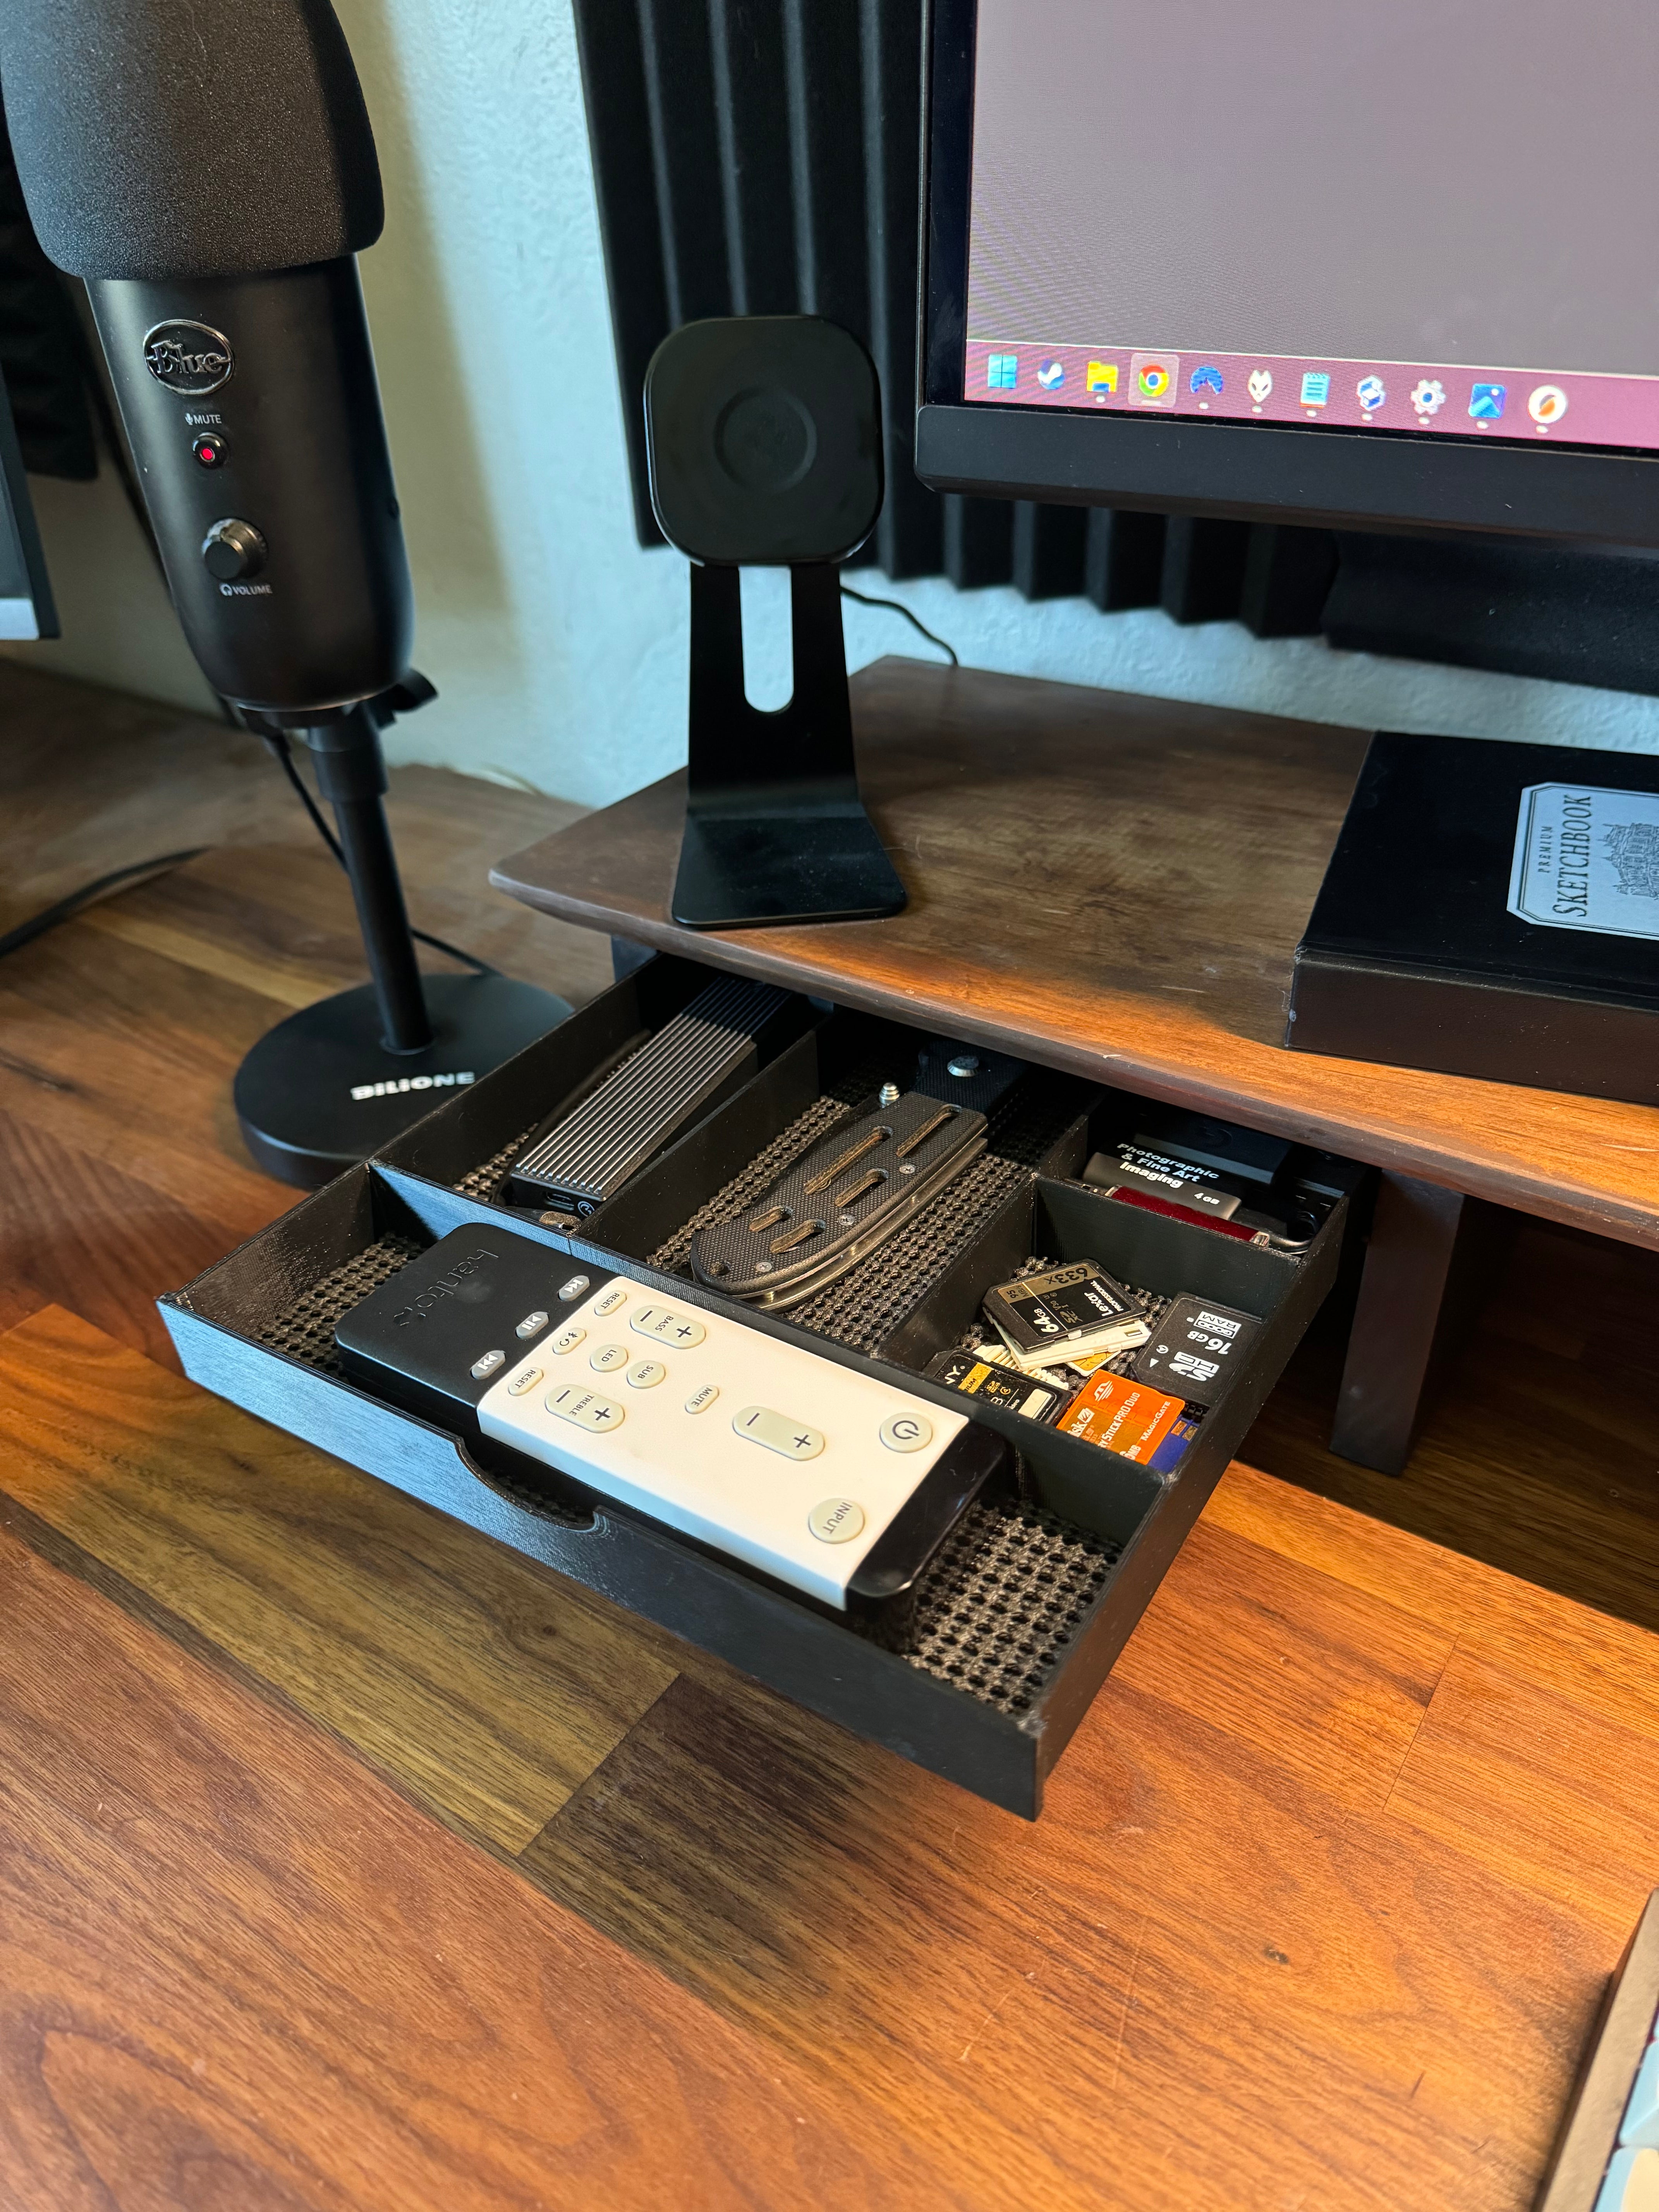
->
[494,657,1659,1250]
[5,662,1659,2210]
[7,1310,1659,2212]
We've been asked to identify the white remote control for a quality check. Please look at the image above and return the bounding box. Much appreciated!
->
[335,1226,1012,1620]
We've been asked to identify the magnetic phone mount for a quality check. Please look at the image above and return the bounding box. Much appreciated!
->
[644,315,907,929]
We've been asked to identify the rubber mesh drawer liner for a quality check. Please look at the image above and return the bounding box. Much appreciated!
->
[248,1180,1121,1708]
[649,1073,1083,1355]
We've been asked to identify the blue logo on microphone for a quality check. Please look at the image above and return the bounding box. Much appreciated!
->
[142,320,234,397]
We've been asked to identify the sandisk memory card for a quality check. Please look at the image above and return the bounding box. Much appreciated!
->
[982,1259,1149,1367]
[1131,1295,1261,1406]
[923,1351,1068,1425]
[1055,1371,1184,1461]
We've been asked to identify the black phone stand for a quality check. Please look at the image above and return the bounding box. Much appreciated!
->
[672,560,906,929]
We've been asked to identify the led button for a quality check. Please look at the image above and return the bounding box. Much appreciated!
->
[808,1498,866,1544]
[627,1358,666,1389]
[543,1383,625,1434]
[549,1324,586,1356]
[733,1406,825,1462]
[192,433,226,469]
[684,1383,720,1415]
[506,1366,543,1397]
[516,1309,550,1339]
[591,1283,628,1318]
[589,1343,628,1373]
[632,1304,707,1348]
[470,1350,505,1379]
[879,1412,933,1453]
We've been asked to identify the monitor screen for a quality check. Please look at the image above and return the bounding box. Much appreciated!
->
[0,373,55,641]
[956,0,1659,461]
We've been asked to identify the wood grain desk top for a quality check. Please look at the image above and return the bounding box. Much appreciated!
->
[5,1302,1658,2212]
[4,660,1659,2208]
[494,657,1659,1250]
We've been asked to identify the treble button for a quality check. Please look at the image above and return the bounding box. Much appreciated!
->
[543,1382,625,1434]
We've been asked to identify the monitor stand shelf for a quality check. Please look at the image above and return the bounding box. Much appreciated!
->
[492,655,1659,1476]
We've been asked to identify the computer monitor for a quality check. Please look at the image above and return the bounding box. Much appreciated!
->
[917,0,1659,547]
[0,371,57,641]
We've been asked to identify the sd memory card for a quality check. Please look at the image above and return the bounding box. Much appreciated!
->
[1131,1295,1261,1406]
[982,1259,1149,1369]
[923,1351,1069,1425]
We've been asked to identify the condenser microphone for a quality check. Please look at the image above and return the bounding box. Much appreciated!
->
[0,0,571,1187]
[0,0,410,715]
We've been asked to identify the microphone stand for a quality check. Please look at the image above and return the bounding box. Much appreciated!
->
[301,703,433,1053]
[232,675,570,1188]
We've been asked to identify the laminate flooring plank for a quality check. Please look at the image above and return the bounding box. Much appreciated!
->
[0,921,294,1236]
[0,1522,934,2212]
[0,1111,246,1367]
[1385,1646,1659,1940]
[524,1635,1613,2212]
[1243,1221,1659,1640]
[0,1307,678,1850]
[1105,1514,1456,1814]
[1209,1465,1659,1748]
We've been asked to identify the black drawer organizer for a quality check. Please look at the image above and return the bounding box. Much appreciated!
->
[162,954,1347,1817]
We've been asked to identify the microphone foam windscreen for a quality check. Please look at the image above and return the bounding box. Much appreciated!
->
[0,0,383,280]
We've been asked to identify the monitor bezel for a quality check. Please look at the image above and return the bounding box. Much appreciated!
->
[916,0,1659,550]
[0,376,57,641]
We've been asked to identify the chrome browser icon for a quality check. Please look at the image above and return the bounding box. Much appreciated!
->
[1129,352,1179,407]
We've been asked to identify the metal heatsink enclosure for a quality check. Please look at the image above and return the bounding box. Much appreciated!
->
[507,976,792,1217]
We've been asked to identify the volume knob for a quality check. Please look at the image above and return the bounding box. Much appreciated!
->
[201,517,266,582]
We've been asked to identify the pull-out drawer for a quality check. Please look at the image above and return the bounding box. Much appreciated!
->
[163,954,1351,1817]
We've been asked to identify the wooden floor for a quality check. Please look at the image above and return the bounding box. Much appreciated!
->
[3,662,1659,2211]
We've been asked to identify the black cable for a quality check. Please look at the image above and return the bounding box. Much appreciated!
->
[0,848,208,960]
[261,729,500,976]
[839,582,960,667]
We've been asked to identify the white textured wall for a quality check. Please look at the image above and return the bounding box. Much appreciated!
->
[11,0,1659,801]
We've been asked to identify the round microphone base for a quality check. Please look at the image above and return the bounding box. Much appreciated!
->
[234,971,571,1190]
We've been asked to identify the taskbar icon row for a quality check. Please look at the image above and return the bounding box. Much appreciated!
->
[979,347,1571,431]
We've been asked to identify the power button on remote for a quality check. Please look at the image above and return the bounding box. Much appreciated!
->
[879,1412,933,1453]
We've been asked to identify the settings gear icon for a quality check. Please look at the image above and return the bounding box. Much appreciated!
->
[1411,378,1447,417]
